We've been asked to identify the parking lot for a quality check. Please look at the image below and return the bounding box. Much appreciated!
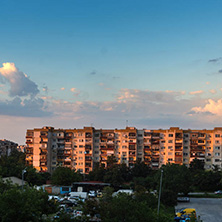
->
[175,198,222,222]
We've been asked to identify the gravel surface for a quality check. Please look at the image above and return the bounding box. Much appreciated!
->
[175,198,222,222]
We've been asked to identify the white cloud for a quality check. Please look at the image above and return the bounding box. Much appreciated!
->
[209,89,217,94]
[191,99,222,115]
[70,88,76,92]
[42,86,48,92]
[206,82,210,85]
[189,90,204,95]
[0,62,39,97]
[61,87,65,91]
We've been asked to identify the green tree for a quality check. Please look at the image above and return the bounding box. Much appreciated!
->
[51,167,81,186]
[99,192,172,222]
[0,184,57,222]
[161,164,192,196]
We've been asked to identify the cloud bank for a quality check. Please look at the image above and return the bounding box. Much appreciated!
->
[0,63,39,97]
[0,62,50,117]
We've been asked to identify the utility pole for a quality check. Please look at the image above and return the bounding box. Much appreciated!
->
[157,169,163,218]
[22,167,27,190]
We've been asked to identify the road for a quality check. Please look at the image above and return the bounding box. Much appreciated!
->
[175,198,222,222]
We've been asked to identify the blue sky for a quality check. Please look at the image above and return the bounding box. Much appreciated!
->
[1,0,222,144]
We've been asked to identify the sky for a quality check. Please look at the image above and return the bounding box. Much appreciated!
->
[1,0,222,144]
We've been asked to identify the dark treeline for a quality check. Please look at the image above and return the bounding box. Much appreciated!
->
[1,151,222,206]
[0,151,221,221]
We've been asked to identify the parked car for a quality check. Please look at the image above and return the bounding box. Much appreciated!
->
[88,190,97,197]
[48,195,60,201]
[177,197,190,202]
[175,208,196,219]
[215,190,222,195]
[73,210,83,218]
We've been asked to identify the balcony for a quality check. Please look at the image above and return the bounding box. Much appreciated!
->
[151,140,159,145]
[85,145,92,150]
[26,141,33,144]
[40,162,47,166]
[151,158,159,162]
[175,146,182,151]
[152,134,160,139]
[85,133,92,138]
[107,134,115,138]
[40,134,48,138]
[107,141,114,144]
[57,140,65,144]
[144,133,151,138]
[85,139,92,143]
[26,135,33,138]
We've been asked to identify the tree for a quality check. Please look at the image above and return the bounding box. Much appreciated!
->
[189,158,205,172]
[0,183,57,222]
[161,164,192,196]
[131,161,152,178]
[99,192,173,222]
[51,167,81,186]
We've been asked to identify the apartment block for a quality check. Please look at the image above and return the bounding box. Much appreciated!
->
[25,126,222,173]
[0,139,18,157]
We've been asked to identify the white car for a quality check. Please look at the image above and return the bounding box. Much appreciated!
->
[215,190,222,195]
[88,190,97,197]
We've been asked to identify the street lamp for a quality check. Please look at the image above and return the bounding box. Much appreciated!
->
[22,167,27,190]
[157,169,163,217]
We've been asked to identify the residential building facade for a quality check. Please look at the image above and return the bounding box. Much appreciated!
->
[0,139,18,157]
[25,126,222,173]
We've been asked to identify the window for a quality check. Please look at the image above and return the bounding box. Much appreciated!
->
[183,153,188,156]
[94,133,99,137]
[79,139,84,142]
[168,140,173,143]
[168,146,173,149]
[94,151,99,154]
[168,152,172,155]
[184,146,188,149]
[168,158,173,161]
[215,134,220,138]
[78,157,83,160]
[94,139,99,143]
[215,153,220,156]
[215,140,220,144]
[122,152,127,155]
[207,153,211,156]
[79,151,82,154]
[161,147,165,149]
[215,146,220,150]
[168,134,173,137]
[206,159,211,162]
[215,159,220,162]
[138,134,142,137]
